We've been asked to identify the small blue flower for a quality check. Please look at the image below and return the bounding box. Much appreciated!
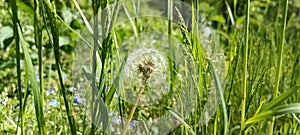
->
[74,94,85,105]
[85,119,90,123]
[111,116,121,125]
[36,73,47,82]
[110,124,115,132]
[128,120,138,130]
[46,88,55,95]
[36,75,40,82]
[15,86,25,93]
[49,99,59,107]
[68,87,75,93]
[63,72,67,79]
[0,98,6,105]
[162,85,169,92]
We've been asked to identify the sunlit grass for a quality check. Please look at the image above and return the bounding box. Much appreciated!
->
[2,0,300,134]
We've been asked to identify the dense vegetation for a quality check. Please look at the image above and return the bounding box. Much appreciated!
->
[0,0,300,134]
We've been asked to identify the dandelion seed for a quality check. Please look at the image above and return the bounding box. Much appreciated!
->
[138,60,155,80]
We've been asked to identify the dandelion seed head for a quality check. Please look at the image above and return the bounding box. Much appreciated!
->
[123,48,169,105]
[124,48,168,87]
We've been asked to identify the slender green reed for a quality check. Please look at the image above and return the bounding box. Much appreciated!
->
[91,0,100,134]
[5,0,300,134]
[269,0,289,134]
[33,0,44,124]
[190,1,206,134]
[240,0,250,133]
[20,26,47,135]
[44,2,77,134]
[10,0,24,134]
[210,60,228,134]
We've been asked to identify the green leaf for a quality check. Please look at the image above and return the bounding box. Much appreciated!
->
[0,26,13,48]
[82,66,92,81]
[105,61,125,106]
[209,15,226,24]
[62,7,74,25]
[246,103,300,125]
[105,85,116,106]
[0,61,14,70]
[59,36,70,47]
[94,94,109,131]
[17,0,34,16]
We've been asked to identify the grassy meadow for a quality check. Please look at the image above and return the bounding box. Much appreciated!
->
[0,0,300,134]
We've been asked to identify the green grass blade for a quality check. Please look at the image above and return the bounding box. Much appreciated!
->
[209,60,228,134]
[106,56,126,106]
[263,86,300,111]
[241,0,250,132]
[167,107,196,135]
[10,0,24,134]
[246,103,300,125]
[72,0,94,35]
[44,2,77,134]
[269,0,289,134]
[19,27,46,135]
[95,94,109,132]
[33,0,44,128]
[224,0,235,25]
[91,0,102,134]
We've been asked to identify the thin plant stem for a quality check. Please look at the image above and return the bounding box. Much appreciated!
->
[91,10,99,135]
[269,0,289,134]
[121,86,145,135]
[44,2,77,134]
[34,0,44,122]
[121,60,154,135]
[91,0,100,134]
[241,0,250,133]
[10,0,23,134]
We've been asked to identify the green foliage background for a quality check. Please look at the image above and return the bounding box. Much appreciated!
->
[0,0,300,134]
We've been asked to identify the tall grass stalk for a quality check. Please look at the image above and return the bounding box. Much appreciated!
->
[210,60,228,134]
[269,0,289,134]
[91,0,100,133]
[44,2,77,134]
[241,0,250,133]
[190,1,202,133]
[19,26,47,135]
[167,0,176,110]
[34,0,44,122]
[10,0,24,134]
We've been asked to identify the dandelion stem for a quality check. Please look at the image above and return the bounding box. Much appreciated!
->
[121,85,145,135]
